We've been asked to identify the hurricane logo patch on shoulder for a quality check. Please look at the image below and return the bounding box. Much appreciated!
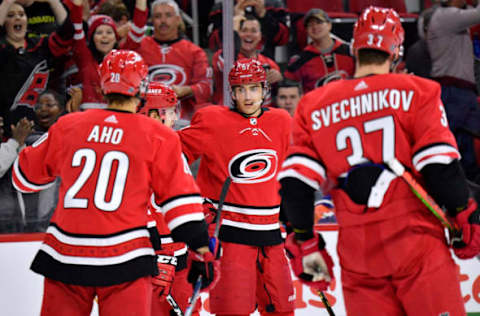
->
[228,149,278,184]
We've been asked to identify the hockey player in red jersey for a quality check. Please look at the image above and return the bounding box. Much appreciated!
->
[279,6,480,316]
[138,82,201,315]
[178,58,295,316]
[12,50,218,316]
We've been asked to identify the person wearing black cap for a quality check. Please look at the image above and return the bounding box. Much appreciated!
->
[284,8,354,93]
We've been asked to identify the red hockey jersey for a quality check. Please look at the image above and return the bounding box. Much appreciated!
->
[12,109,204,286]
[178,106,291,246]
[211,50,280,106]
[278,74,460,227]
[284,39,354,93]
[70,3,147,109]
[134,37,213,120]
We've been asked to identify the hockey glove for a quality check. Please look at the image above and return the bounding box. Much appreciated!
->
[187,250,220,292]
[152,254,177,301]
[285,232,334,291]
[452,198,480,259]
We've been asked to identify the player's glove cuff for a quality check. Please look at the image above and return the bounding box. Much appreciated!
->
[453,198,480,259]
[187,251,220,292]
[285,232,334,291]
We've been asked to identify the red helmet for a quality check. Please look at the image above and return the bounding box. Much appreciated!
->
[228,58,266,86]
[99,49,148,96]
[352,6,405,59]
[139,82,179,115]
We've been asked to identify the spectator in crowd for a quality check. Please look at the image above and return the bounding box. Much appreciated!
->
[95,0,131,46]
[405,7,437,78]
[274,79,302,116]
[0,116,32,233]
[0,116,32,178]
[0,0,72,135]
[427,0,480,182]
[69,0,147,109]
[25,89,65,145]
[15,90,64,233]
[212,14,282,105]
[134,0,212,121]
[208,0,289,60]
[284,9,355,93]
[18,0,68,38]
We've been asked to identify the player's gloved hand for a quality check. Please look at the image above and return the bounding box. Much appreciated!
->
[187,249,220,292]
[452,198,480,259]
[285,232,334,291]
[152,254,177,301]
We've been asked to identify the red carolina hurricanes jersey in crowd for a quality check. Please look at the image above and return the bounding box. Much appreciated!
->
[134,37,212,120]
[211,50,280,106]
[12,109,204,286]
[284,38,354,93]
[70,4,147,109]
[178,106,291,246]
[278,74,460,227]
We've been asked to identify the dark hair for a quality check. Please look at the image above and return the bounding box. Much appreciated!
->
[357,49,390,66]
[239,14,262,32]
[38,89,66,109]
[273,79,303,97]
[88,39,119,64]
[104,93,135,104]
[97,0,130,23]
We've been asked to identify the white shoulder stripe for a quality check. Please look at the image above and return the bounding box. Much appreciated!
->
[13,158,56,192]
[277,169,320,191]
[40,244,154,266]
[282,156,326,179]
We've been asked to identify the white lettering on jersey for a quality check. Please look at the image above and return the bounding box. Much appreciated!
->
[310,89,415,130]
[87,125,124,144]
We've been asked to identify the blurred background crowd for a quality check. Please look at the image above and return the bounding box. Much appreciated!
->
[1,0,480,233]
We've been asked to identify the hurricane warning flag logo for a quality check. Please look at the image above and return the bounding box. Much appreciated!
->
[228,149,278,184]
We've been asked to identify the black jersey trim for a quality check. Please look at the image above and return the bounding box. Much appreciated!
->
[31,251,156,286]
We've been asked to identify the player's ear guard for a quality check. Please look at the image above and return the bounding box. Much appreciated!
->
[339,162,397,209]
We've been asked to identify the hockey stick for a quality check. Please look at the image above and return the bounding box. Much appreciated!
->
[386,158,459,234]
[317,291,335,316]
[166,294,184,316]
[184,177,232,316]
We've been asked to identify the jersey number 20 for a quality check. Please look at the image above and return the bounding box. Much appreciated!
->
[64,149,129,211]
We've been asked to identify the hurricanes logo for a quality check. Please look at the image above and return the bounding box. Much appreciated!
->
[315,70,349,88]
[228,149,278,184]
[148,64,186,86]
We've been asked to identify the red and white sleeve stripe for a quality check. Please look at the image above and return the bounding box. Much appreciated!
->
[12,158,56,193]
[277,153,326,190]
[412,143,460,172]
[151,194,205,231]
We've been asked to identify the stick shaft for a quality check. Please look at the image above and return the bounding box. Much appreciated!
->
[318,291,335,316]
